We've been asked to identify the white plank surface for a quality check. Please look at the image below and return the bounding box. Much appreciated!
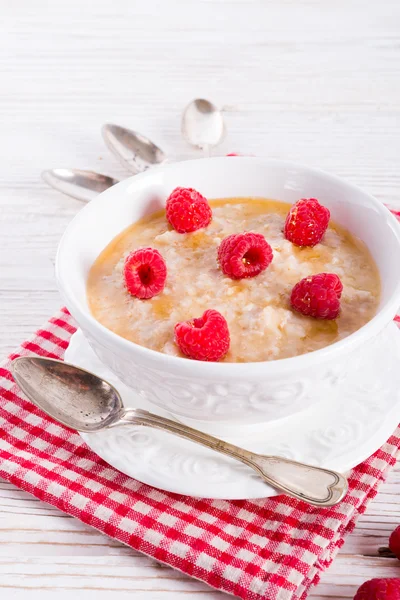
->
[1,0,400,597]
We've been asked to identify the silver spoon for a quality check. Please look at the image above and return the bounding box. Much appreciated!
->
[12,357,348,507]
[181,98,225,155]
[102,124,167,174]
[42,169,119,203]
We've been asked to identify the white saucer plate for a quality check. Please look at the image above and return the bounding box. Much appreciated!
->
[65,324,400,499]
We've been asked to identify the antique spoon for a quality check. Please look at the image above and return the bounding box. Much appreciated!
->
[101,124,166,174]
[181,98,225,154]
[42,168,119,203]
[12,357,348,507]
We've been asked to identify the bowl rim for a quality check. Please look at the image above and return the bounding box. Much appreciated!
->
[56,156,400,376]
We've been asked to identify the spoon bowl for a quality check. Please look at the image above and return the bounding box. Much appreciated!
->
[11,357,348,506]
[12,357,123,431]
[102,123,166,174]
[181,98,225,152]
[42,169,119,203]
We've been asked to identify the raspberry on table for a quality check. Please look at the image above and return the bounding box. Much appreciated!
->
[123,248,167,299]
[174,309,230,362]
[166,187,212,233]
[290,272,343,320]
[389,525,400,560]
[218,232,273,279]
[354,578,400,599]
[284,198,330,247]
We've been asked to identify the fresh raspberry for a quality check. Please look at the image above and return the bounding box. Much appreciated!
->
[218,232,273,280]
[354,578,400,600]
[284,198,330,247]
[290,273,343,319]
[174,309,230,362]
[226,153,254,156]
[389,525,400,560]
[166,187,212,233]
[123,248,167,299]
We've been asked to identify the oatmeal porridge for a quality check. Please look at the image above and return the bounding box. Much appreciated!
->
[87,198,380,362]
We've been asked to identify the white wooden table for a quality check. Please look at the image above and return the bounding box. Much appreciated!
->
[1,1,399,597]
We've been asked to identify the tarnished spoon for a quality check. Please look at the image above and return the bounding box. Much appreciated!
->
[102,123,166,174]
[42,169,119,203]
[181,98,225,154]
[12,357,348,507]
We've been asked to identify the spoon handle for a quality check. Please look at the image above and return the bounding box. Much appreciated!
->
[117,408,348,507]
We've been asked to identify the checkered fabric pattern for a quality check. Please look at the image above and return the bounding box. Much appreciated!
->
[0,209,399,600]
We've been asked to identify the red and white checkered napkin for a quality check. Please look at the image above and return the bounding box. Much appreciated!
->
[0,310,399,599]
[0,208,399,600]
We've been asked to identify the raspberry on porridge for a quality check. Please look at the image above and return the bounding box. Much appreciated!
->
[290,273,343,320]
[123,247,167,299]
[175,309,230,362]
[166,187,212,233]
[218,232,273,279]
[284,198,330,247]
[87,198,380,363]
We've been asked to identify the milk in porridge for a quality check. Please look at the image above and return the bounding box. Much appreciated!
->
[87,199,380,362]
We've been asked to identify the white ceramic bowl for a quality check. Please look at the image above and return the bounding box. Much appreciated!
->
[56,157,400,425]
